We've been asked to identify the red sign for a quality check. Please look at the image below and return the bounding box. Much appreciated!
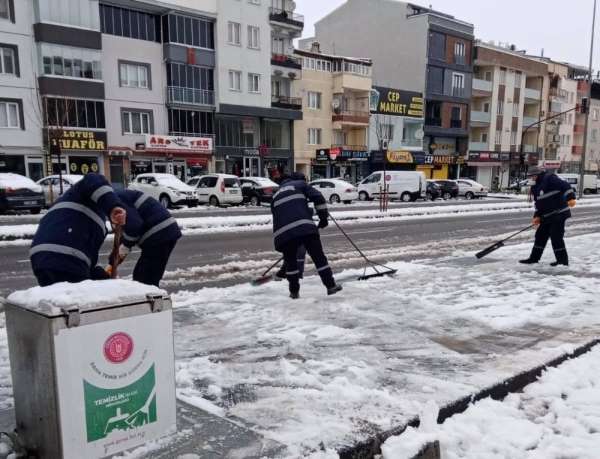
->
[145,135,213,153]
[258,144,269,156]
[330,147,341,160]
[103,332,134,364]
[186,157,209,167]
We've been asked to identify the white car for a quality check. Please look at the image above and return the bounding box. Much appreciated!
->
[129,173,198,208]
[187,174,243,207]
[456,179,488,199]
[37,174,84,206]
[309,178,358,204]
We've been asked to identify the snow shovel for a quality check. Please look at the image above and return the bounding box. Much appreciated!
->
[475,224,534,259]
[108,225,123,279]
[329,214,397,280]
[251,257,284,286]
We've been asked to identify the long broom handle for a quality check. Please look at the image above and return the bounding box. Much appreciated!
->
[260,257,284,277]
[501,224,535,243]
[110,225,122,279]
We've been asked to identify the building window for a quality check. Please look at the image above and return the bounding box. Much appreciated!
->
[499,68,506,84]
[307,91,321,109]
[450,106,462,128]
[429,31,446,60]
[41,44,102,80]
[568,113,573,125]
[0,100,20,129]
[381,124,394,141]
[100,4,160,42]
[37,0,99,30]
[169,109,214,136]
[510,131,517,145]
[308,128,322,145]
[248,26,260,49]
[495,130,502,144]
[593,109,599,121]
[229,70,241,91]
[497,100,504,115]
[167,62,214,91]
[44,97,105,129]
[483,102,490,113]
[262,119,290,149]
[248,73,260,93]
[481,132,488,142]
[0,45,16,76]
[165,14,214,49]
[228,22,241,45]
[119,62,149,89]
[452,72,465,97]
[454,41,465,64]
[512,103,519,116]
[272,36,285,55]
[426,101,442,126]
[514,71,522,87]
[122,110,151,134]
[0,0,10,21]
[592,129,598,143]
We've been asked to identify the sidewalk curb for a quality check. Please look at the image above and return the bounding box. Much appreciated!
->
[337,338,600,459]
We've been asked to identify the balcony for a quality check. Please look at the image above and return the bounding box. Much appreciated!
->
[331,144,368,151]
[574,124,586,134]
[472,78,492,96]
[271,95,302,110]
[332,110,370,125]
[572,145,584,155]
[470,110,491,126]
[523,144,539,153]
[269,7,304,29]
[524,87,541,103]
[167,86,214,107]
[469,141,488,151]
[523,116,539,128]
[271,53,302,70]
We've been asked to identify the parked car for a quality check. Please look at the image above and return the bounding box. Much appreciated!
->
[358,171,426,202]
[239,177,279,206]
[37,174,84,206]
[309,178,358,204]
[557,173,597,194]
[433,180,460,200]
[425,180,442,201]
[456,179,488,199]
[0,173,45,214]
[187,174,243,207]
[129,173,198,208]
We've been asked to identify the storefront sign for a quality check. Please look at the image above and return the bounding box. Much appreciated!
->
[50,130,107,152]
[429,138,456,155]
[468,152,511,162]
[387,150,415,164]
[243,149,260,156]
[330,147,341,160]
[541,160,562,169]
[316,149,330,161]
[338,150,370,161]
[370,86,424,118]
[425,154,465,165]
[145,135,213,153]
[186,157,209,167]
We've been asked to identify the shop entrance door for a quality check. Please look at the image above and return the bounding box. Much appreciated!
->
[153,162,168,174]
[243,156,260,177]
[25,157,44,181]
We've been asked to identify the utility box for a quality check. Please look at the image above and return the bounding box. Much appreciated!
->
[5,280,177,459]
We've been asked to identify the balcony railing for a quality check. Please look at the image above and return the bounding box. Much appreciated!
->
[472,78,492,93]
[572,145,584,155]
[271,95,302,110]
[574,124,586,134]
[271,53,302,70]
[524,87,541,101]
[167,86,215,106]
[523,144,538,153]
[523,116,539,127]
[332,110,370,124]
[469,141,488,151]
[470,110,491,124]
[269,7,304,28]
[331,144,368,151]
[168,132,215,141]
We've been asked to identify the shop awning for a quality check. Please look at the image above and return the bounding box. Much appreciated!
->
[108,147,133,157]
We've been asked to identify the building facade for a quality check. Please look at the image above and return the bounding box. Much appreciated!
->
[465,42,547,189]
[293,44,372,182]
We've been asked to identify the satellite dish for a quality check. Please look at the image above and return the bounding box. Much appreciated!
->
[414,129,424,140]
[331,99,341,112]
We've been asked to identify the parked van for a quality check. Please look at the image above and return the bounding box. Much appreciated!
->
[358,170,426,202]
[187,173,243,206]
[557,173,598,194]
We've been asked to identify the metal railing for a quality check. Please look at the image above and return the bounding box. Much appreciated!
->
[268,7,304,26]
[332,110,370,123]
[331,144,368,151]
[167,86,215,106]
[271,95,302,108]
[168,132,215,141]
[270,53,302,69]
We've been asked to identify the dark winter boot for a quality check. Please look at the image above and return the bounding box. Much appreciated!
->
[327,284,343,296]
[553,248,569,266]
[275,267,286,281]
[519,258,539,264]
[290,291,299,299]
[550,261,568,267]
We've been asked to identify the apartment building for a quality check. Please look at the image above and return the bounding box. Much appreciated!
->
[465,41,547,189]
[0,0,45,180]
[293,43,372,182]
[214,0,302,179]
[305,0,473,179]
[586,82,600,172]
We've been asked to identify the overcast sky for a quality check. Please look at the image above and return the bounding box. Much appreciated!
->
[299,0,600,70]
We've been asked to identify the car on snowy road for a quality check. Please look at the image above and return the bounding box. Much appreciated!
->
[425,180,442,201]
[37,174,83,206]
[240,177,279,206]
[187,174,244,207]
[309,179,358,204]
[0,173,45,214]
[129,173,198,208]
[433,180,459,200]
[456,179,488,199]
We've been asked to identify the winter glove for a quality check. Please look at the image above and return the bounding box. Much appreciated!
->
[318,218,329,229]
[118,244,130,260]
[533,216,541,227]
[568,199,576,208]
[110,207,127,226]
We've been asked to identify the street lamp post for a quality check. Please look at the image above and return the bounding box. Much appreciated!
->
[579,0,597,196]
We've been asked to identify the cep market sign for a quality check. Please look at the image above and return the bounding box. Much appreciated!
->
[370,86,424,118]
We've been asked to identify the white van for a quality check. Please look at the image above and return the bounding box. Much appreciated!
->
[557,173,598,195]
[187,173,243,206]
[358,170,426,202]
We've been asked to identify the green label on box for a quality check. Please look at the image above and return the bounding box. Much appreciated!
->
[83,365,157,442]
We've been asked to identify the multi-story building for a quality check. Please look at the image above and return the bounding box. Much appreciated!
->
[0,0,45,180]
[465,41,547,189]
[214,0,302,179]
[305,0,473,179]
[586,82,600,172]
[293,43,372,181]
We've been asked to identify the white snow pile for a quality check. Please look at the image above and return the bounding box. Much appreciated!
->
[7,279,165,314]
[382,346,600,459]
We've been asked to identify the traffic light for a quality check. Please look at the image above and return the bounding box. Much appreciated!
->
[580,97,589,114]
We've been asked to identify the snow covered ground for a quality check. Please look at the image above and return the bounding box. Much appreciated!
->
[382,346,600,459]
[0,231,599,457]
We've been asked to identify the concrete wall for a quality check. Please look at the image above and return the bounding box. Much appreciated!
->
[158,0,217,15]
[216,0,271,109]
[312,0,428,91]
[0,0,43,150]
[102,34,168,149]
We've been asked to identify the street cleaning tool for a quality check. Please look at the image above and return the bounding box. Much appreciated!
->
[251,257,284,286]
[108,225,123,278]
[329,214,397,280]
[475,224,534,259]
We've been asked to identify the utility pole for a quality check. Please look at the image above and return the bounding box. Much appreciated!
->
[579,0,597,196]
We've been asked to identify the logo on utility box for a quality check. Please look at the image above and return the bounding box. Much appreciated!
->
[104,333,134,364]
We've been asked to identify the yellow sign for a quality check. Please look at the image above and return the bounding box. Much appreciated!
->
[50,130,107,152]
[386,151,414,164]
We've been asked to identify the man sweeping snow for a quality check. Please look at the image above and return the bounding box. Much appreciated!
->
[520,167,576,266]
[270,172,341,299]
